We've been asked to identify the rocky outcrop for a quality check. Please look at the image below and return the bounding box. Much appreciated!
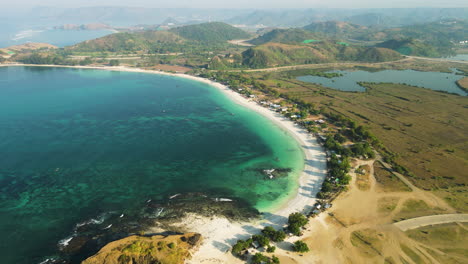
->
[82,233,201,264]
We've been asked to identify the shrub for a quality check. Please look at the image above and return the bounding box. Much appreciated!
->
[267,246,276,253]
[232,240,249,255]
[293,240,310,253]
[252,253,269,264]
[109,59,120,66]
[252,234,270,247]
[271,255,280,264]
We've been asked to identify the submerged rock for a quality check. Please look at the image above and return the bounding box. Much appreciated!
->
[255,168,292,179]
[82,233,201,264]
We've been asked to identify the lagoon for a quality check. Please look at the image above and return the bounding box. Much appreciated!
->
[298,69,467,96]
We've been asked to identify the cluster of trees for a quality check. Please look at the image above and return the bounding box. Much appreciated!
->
[231,212,311,263]
[18,53,74,65]
[317,153,352,199]
[350,142,375,159]
[262,226,287,242]
[287,213,309,236]
[109,59,120,66]
[324,134,375,159]
[324,111,415,178]
[17,53,99,67]
[232,226,285,256]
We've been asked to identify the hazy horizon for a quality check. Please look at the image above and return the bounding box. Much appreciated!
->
[4,0,468,9]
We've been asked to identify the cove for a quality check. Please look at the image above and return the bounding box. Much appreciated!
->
[0,66,304,263]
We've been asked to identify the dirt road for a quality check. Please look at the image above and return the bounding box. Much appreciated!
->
[394,214,468,231]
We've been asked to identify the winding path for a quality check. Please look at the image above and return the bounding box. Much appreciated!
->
[394,214,468,231]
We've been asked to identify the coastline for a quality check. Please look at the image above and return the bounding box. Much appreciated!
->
[1,64,327,263]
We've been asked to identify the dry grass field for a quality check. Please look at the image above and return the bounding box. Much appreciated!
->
[247,60,468,211]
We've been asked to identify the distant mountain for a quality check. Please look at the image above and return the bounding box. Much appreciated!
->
[210,41,402,69]
[169,22,251,43]
[226,8,468,28]
[303,21,368,38]
[54,23,112,30]
[249,29,322,45]
[344,9,468,27]
[226,9,318,27]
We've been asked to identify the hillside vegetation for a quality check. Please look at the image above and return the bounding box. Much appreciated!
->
[69,31,185,52]
[303,21,368,38]
[68,22,250,53]
[301,20,468,57]
[169,22,251,42]
[376,38,441,57]
[249,28,322,45]
[211,42,402,69]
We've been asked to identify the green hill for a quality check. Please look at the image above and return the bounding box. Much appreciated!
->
[375,38,441,57]
[169,22,251,43]
[249,28,322,45]
[301,19,467,57]
[210,42,402,69]
[69,31,185,52]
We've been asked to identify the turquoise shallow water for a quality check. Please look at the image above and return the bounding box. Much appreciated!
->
[0,67,303,263]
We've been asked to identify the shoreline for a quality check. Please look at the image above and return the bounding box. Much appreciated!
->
[1,63,327,262]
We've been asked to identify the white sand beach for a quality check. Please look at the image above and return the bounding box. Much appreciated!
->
[1,64,327,263]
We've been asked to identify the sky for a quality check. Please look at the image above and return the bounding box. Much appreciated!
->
[3,0,468,8]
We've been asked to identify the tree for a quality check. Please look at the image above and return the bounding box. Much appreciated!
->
[321,181,333,192]
[288,213,308,236]
[231,240,249,255]
[288,213,308,228]
[252,253,269,264]
[79,57,93,66]
[293,240,310,253]
[271,255,280,264]
[262,226,286,242]
[333,133,346,143]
